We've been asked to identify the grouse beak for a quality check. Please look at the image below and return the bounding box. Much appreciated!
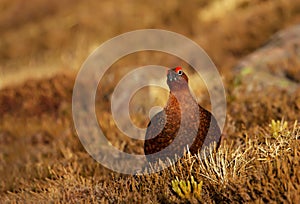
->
[167,70,177,82]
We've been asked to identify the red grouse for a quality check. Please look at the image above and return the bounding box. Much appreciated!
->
[144,67,221,164]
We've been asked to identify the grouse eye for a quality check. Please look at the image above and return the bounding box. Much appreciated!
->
[175,67,183,75]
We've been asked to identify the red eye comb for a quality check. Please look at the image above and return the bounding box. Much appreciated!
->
[175,66,182,73]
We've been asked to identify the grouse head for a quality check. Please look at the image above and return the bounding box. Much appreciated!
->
[167,66,189,92]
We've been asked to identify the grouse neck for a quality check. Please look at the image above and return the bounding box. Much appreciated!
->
[166,89,198,112]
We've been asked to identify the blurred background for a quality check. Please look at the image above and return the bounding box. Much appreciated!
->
[1,0,299,89]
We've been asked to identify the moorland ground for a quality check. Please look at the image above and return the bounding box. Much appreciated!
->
[0,0,300,203]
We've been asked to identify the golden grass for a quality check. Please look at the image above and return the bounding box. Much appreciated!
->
[2,113,298,203]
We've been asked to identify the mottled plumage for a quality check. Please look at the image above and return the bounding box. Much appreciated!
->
[144,67,221,163]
